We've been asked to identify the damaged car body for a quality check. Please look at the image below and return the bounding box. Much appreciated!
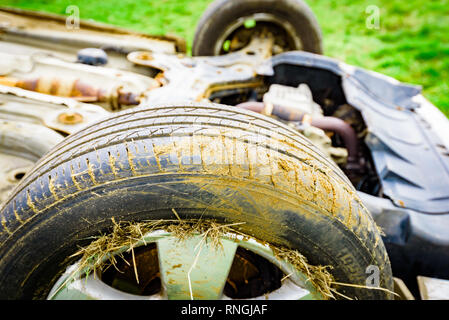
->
[0,0,448,300]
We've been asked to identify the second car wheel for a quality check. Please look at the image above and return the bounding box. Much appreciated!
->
[192,0,323,56]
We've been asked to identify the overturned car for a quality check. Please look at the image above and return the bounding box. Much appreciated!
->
[0,0,448,300]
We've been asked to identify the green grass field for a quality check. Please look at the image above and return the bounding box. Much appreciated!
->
[2,0,448,116]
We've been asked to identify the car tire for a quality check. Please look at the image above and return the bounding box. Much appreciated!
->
[0,102,392,299]
[192,0,323,56]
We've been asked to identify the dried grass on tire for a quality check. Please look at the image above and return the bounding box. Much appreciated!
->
[60,218,394,300]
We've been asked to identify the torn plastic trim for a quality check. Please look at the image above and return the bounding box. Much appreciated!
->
[262,51,449,214]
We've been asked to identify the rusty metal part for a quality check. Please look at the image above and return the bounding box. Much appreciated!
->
[1,6,273,109]
[116,90,141,106]
[1,76,141,107]
[0,51,158,112]
[128,52,265,104]
[126,35,274,104]
[136,52,154,61]
[57,112,83,125]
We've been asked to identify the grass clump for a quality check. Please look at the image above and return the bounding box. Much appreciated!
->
[59,216,396,300]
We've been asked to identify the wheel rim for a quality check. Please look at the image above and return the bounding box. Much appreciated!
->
[212,13,302,56]
[48,229,324,300]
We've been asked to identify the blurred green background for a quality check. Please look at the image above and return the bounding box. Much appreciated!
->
[2,0,448,116]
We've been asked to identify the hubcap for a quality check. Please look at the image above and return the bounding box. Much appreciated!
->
[48,230,323,300]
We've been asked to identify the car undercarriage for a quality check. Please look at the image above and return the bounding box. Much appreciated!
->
[0,2,448,300]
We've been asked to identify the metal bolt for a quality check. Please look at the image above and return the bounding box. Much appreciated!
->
[58,112,83,125]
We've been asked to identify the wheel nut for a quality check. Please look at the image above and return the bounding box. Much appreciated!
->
[58,112,83,125]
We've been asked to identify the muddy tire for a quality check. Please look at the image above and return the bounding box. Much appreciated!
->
[0,102,392,299]
[192,0,323,56]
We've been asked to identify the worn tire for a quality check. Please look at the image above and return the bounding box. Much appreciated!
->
[0,102,392,299]
[192,0,323,56]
